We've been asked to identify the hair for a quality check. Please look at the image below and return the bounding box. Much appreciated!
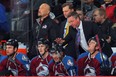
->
[94,8,107,17]
[37,38,50,48]
[67,11,80,19]
[88,37,98,46]
[76,6,82,11]
[62,2,74,9]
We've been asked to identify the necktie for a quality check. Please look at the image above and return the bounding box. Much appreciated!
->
[63,23,70,47]
[64,23,70,37]
[76,29,80,46]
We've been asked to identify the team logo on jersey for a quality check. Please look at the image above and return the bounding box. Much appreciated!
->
[22,55,28,61]
[67,59,73,66]
[55,70,65,76]
[36,63,49,76]
[8,66,18,76]
[42,25,47,29]
[84,64,96,76]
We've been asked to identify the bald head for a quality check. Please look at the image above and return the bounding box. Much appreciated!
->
[38,3,51,18]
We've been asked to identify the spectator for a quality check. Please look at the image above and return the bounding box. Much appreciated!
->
[83,0,98,21]
[76,7,84,21]
[101,0,116,23]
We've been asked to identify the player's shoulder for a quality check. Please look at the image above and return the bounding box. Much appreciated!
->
[78,52,89,60]
[111,53,116,56]
[30,56,39,62]
[62,55,74,68]
[16,53,29,63]
[0,55,7,63]
[110,53,116,60]
[95,52,108,63]
[48,59,54,66]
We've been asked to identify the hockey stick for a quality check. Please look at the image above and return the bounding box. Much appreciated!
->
[95,34,105,65]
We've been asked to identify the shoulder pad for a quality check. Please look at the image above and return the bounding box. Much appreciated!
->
[48,59,54,65]
[78,52,89,60]
[0,55,7,63]
[62,56,74,69]
[16,53,29,64]
[96,52,108,63]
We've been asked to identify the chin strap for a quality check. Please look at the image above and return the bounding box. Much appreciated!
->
[8,52,17,60]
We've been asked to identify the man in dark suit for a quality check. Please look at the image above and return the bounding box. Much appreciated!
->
[60,2,74,38]
[55,11,98,59]
[59,3,76,59]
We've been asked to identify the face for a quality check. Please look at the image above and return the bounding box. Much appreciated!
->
[88,40,97,53]
[38,4,50,17]
[51,52,60,62]
[6,45,16,56]
[62,6,73,18]
[76,10,84,20]
[38,44,47,55]
[68,16,80,28]
[93,10,103,23]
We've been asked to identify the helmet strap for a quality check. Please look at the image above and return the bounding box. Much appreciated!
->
[8,51,17,60]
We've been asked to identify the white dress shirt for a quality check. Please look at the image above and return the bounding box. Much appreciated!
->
[78,21,88,51]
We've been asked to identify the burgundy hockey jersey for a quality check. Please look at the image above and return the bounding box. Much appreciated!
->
[110,53,116,67]
[48,55,77,76]
[30,54,52,76]
[77,52,108,76]
[0,53,30,76]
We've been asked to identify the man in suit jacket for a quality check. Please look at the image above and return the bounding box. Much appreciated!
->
[59,3,76,60]
[55,11,98,59]
[60,2,74,38]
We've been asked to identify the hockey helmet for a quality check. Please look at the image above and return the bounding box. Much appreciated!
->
[37,38,49,47]
[50,43,65,54]
[6,39,18,48]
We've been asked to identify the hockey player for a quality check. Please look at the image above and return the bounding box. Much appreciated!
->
[48,44,77,76]
[77,36,109,76]
[110,53,116,75]
[0,39,30,76]
[30,38,52,76]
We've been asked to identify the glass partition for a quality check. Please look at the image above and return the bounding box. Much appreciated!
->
[10,0,30,45]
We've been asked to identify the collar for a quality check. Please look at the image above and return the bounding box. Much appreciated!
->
[36,16,50,25]
[65,20,69,28]
[77,21,82,30]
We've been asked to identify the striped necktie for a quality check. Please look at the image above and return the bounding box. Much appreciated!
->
[76,28,80,48]
[64,23,70,37]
